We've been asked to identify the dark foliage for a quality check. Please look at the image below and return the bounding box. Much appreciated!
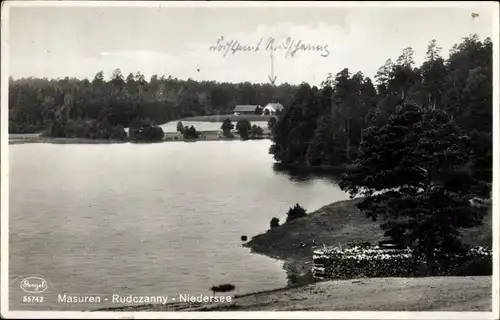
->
[250,125,264,139]
[267,117,277,130]
[176,121,185,134]
[9,72,298,133]
[270,217,280,229]
[286,203,307,223]
[220,118,235,138]
[339,103,491,274]
[41,117,127,140]
[183,125,199,140]
[313,245,492,279]
[268,36,491,179]
[210,283,235,293]
[129,118,164,142]
[236,118,251,140]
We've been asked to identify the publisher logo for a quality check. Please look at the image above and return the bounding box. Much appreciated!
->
[20,277,48,294]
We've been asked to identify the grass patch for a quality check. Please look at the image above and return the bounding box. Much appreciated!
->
[245,198,493,265]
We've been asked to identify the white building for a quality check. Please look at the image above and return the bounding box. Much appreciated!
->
[262,103,284,115]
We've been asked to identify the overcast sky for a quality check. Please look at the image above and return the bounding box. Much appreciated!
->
[5,2,496,86]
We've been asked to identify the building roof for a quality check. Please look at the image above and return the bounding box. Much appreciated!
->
[233,105,261,112]
[264,103,284,110]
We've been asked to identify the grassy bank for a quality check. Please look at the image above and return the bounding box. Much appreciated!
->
[197,276,492,311]
[244,198,493,279]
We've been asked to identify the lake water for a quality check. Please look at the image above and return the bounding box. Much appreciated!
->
[9,140,349,311]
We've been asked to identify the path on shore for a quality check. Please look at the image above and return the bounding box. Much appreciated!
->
[97,276,492,312]
[198,276,492,311]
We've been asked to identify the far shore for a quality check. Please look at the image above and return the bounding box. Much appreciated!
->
[9,115,273,145]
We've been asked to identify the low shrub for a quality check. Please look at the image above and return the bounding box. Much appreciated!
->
[183,125,199,139]
[236,119,251,140]
[286,203,307,223]
[270,217,280,229]
[250,125,264,139]
[222,131,234,139]
[312,245,492,279]
[129,119,165,142]
[210,283,235,294]
[110,124,127,140]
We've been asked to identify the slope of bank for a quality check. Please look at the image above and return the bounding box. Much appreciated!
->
[244,198,493,278]
[197,276,492,311]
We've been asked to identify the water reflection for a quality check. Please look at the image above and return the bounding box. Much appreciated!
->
[272,163,346,185]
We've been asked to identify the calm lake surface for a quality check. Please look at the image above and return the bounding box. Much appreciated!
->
[9,140,349,311]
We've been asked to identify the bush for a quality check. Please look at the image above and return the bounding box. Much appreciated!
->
[236,119,251,140]
[312,245,492,280]
[221,118,234,134]
[222,131,235,138]
[250,125,264,139]
[210,283,235,294]
[129,118,164,142]
[451,256,492,276]
[110,124,127,140]
[267,117,277,130]
[270,217,280,229]
[183,125,199,139]
[286,203,307,223]
[176,121,184,133]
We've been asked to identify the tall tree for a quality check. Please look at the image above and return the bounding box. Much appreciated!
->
[339,103,490,274]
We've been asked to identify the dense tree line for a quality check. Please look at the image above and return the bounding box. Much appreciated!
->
[340,102,491,274]
[266,34,492,275]
[269,35,492,180]
[8,71,299,135]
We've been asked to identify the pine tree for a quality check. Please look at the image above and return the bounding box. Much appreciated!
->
[339,102,491,275]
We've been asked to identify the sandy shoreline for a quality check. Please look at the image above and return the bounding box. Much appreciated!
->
[91,276,491,312]
[197,276,492,311]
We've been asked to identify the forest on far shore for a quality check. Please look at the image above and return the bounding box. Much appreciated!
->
[268,35,491,180]
[8,35,492,180]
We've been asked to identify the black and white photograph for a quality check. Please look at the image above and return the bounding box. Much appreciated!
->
[1,1,498,318]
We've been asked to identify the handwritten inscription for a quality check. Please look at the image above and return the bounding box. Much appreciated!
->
[209,36,330,58]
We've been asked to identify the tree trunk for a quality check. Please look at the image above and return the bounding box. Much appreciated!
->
[426,249,436,276]
[345,118,351,160]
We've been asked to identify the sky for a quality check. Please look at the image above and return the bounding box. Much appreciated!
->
[5,2,497,86]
